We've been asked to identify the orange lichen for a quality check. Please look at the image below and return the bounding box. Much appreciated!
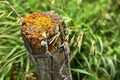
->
[21,12,65,54]
[36,43,42,48]
[24,13,53,29]
[49,45,56,52]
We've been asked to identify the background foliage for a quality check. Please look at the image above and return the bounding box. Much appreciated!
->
[0,0,120,80]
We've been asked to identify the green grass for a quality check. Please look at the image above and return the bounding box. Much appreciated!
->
[0,0,120,80]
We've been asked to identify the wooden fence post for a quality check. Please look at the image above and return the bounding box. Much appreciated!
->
[21,12,72,80]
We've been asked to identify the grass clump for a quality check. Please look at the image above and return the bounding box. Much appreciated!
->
[0,0,120,80]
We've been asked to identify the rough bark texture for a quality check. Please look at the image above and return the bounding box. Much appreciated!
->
[21,11,72,80]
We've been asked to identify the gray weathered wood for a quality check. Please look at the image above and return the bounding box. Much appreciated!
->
[21,11,72,80]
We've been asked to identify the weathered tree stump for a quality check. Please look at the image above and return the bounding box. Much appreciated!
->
[21,11,72,80]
